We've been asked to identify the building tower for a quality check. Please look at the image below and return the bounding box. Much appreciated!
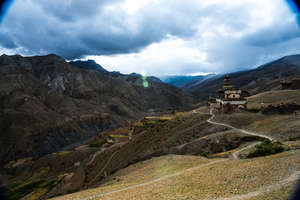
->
[223,75,233,90]
[214,75,250,112]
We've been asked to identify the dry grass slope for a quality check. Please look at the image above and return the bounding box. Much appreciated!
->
[51,150,300,200]
[247,90,300,110]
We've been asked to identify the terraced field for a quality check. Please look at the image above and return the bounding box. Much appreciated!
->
[52,93,300,200]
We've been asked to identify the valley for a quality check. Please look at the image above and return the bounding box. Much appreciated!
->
[1,89,299,200]
[0,54,194,165]
[0,54,300,200]
[49,92,300,200]
[2,0,300,199]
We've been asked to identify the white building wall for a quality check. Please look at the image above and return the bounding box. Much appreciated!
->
[216,99,247,105]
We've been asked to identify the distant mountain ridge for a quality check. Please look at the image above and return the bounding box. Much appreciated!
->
[180,74,216,90]
[69,59,108,73]
[183,54,300,101]
[160,75,213,88]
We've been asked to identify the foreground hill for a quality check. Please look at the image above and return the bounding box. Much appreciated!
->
[49,90,300,200]
[52,151,300,200]
[185,55,300,101]
[0,54,195,165]
[2,90,300,200]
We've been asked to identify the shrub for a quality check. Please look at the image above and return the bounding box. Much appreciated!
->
[89,140,106,148]
[247,140,285,158]
[145,120,158,125]
[56,151,71,157]
[199,151,210,158]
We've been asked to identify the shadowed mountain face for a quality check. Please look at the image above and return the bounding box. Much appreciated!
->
[69,60,108,73]
[184,55,300,101]
[0,54,195,165]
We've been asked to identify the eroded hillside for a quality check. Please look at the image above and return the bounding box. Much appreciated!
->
[0,54,195,165]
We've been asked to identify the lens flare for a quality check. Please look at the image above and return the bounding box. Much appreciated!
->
[142,76,149,88]
[0,0,14,24]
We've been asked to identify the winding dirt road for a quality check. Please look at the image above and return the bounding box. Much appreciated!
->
[89,149,120,185]
[207,109,274,141]
[206,109,275,159]
[71,109,295,200]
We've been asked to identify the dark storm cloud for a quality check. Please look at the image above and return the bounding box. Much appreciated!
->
[0,0,203,59]
[0,0,300,75]
[0,32,16,48]
[37,0,114,22]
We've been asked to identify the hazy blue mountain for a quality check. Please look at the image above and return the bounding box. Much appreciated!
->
[180,74,217,90]
[160,75,209,88]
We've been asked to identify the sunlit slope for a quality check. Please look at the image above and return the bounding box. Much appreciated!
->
[52,150,300,200]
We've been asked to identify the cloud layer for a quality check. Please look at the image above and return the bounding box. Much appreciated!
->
[1,0,300,76]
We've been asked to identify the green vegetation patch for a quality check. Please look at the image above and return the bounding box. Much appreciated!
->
[6,177,62,200]
[89,140,106,148]
[109,134,128,138]
[144,120,159,125]
[158,116,172,121]
[247,140,285,158]
[52,151,71,157]
[134,120,159,127]
[198,151,210,158]
[5,166,56,200]
[7,180,45,200]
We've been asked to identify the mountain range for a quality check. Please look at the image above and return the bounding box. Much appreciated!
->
[69,59,108,73]
[1,53,300,200]
[182,55,300,101]
[0,54,194,165]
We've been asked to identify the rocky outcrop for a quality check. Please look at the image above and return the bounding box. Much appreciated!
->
[69,59,108,73]
[261,103,300,115]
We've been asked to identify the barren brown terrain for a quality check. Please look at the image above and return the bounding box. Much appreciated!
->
[2,88,300,200]
[48,90,300,200]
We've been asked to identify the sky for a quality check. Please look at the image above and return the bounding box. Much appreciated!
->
[0,0,300,76]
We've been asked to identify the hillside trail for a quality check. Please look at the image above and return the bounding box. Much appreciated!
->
[78,159,226,200]
[88,143,125,185]
[207,109,274,141]
[205,108,275,159]
[74,108,291,200]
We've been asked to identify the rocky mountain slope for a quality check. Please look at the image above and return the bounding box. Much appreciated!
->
[0,109,258,200]
[0,54,195,165]
[2,54,300,200]
[185,55,300,101]
[69,60,108,73]
[50,90,300,200]
[1,90,300,200]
